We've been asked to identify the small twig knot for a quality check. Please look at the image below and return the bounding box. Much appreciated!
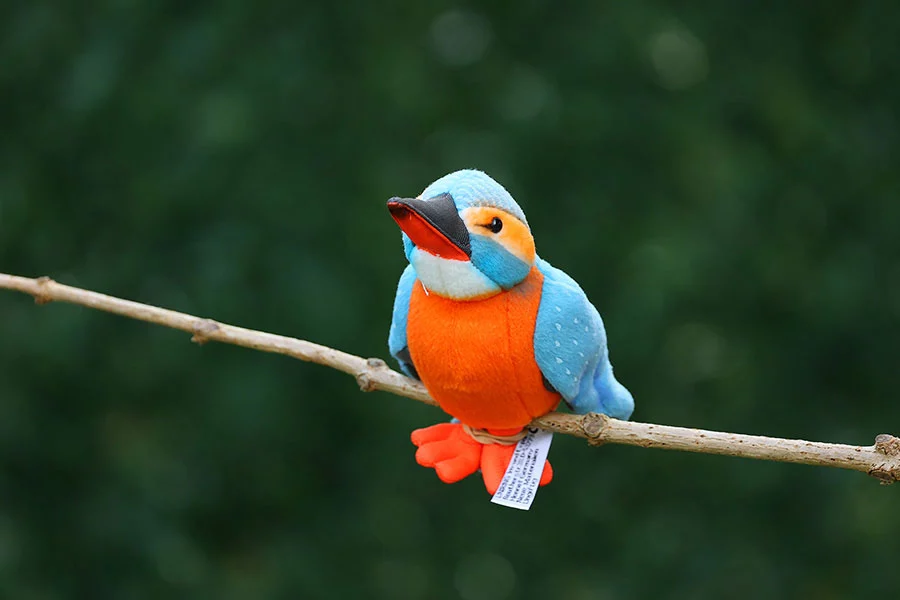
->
[583,412,609,446]
[356,371,376,392]
[356,359,389,392]
[869,434,900,485]
[875,434,900,457]
[33,276,55,305]
[190,319,220,345]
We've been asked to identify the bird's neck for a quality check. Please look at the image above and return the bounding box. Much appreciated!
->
[409,251,504,301]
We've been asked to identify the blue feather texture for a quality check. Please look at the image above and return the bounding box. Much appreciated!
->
[388,264,418,378]
[534,258,634,420]
[419,170,528,225]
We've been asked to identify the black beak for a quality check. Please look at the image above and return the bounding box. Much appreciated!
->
[387,193,471,260]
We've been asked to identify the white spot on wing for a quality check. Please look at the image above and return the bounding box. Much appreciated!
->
[555,357,563,364]
[556,323,562,331]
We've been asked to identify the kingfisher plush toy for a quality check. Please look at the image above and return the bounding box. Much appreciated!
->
[387,169,634,494]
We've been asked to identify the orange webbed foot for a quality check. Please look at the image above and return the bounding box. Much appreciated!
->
[480,444,554,495]
[411,423,482,484]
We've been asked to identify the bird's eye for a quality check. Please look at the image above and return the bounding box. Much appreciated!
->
[486,217,503,233]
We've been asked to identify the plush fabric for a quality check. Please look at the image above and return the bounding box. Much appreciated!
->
[410,422,552,494]
[388,264,418,379]
[468,235,531,290]
[461,206,535,263]
[533,258,634,420]
[419,169,528,225]
[406,268,561,430]
[409,248,500,300]
[388,169,634,494]
[479,439,553,495]
[410,422,481,483]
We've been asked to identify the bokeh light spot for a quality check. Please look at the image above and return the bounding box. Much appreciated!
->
[430,10,492,67]
[649,24,708,90]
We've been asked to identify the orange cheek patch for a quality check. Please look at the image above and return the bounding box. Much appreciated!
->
[462,207,536,263]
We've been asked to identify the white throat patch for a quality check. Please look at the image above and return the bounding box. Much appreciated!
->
[410,249,500,301]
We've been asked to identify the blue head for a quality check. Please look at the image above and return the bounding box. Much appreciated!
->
[388,170,536,300]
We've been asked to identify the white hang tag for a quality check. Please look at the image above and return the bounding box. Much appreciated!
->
[490,429,554,510]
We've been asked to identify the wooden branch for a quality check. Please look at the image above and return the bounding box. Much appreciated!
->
[2,272,898,484]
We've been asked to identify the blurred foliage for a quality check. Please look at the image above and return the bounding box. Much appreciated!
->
[2,1,899,598]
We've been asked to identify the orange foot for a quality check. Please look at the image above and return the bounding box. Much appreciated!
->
[481,442,553,495]
[411,423,482,484]
[411,423,554,494]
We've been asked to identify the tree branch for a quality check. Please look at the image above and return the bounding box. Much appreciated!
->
[2,272,897,484]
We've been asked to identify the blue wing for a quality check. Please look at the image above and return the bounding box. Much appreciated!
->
[534,258,634,420]
[388,264,420,379]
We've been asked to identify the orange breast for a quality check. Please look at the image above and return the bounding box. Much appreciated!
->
[406,267,561,430]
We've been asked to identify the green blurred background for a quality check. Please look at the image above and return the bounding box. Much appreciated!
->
[1,1,899,598]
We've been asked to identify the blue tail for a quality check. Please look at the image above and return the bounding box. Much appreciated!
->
[593,362,634,420]
[567,359,634,420]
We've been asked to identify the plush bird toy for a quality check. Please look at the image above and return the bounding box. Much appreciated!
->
[387,170,634,494]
